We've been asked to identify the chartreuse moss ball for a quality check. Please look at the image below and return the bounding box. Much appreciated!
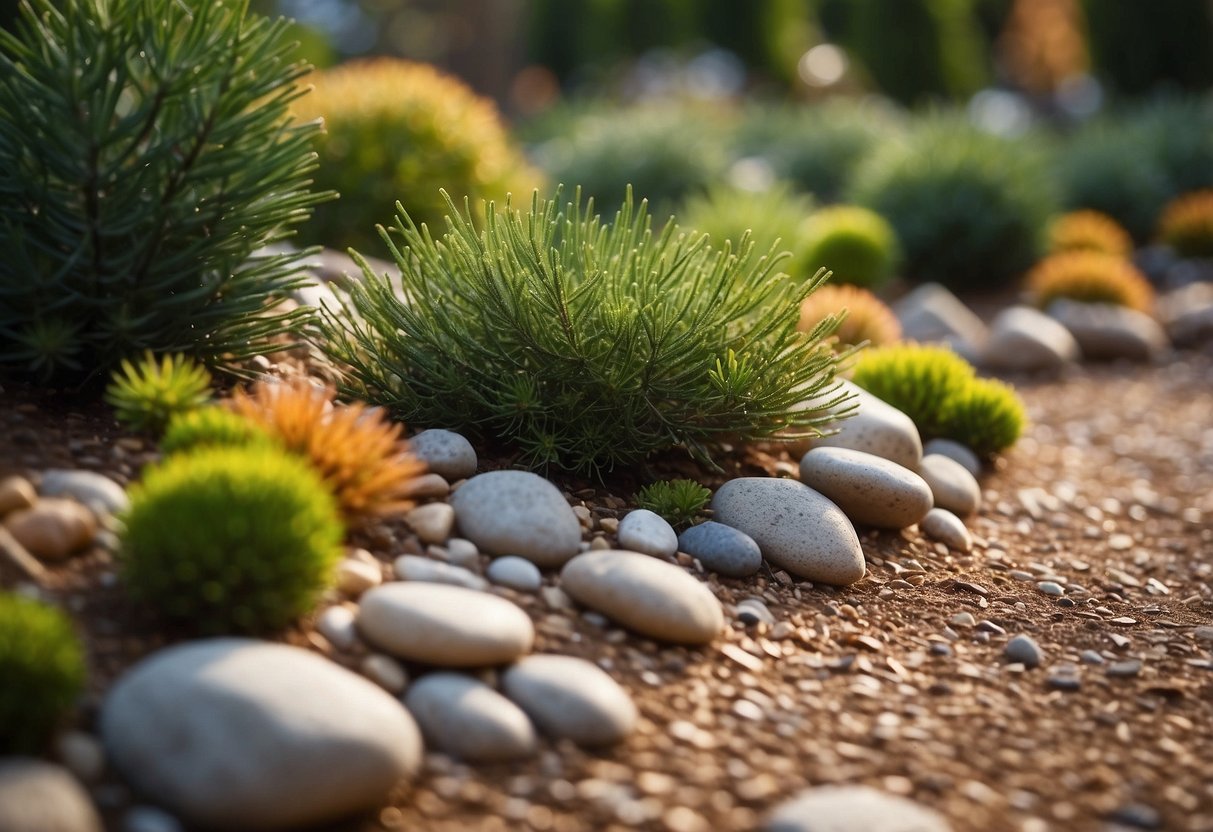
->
[0,593,86,753]
[119,445,345,634]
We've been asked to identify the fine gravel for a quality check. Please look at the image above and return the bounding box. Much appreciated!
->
[1,351,1211,832]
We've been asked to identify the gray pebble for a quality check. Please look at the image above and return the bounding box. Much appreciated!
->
[0,758,103,832]
[1037,581,1065,597]
[486,556,543,591]
[408,429,477,480]
[123,806,185,832]
[763,784,952,832]
[394,555,487,591]
[1005,634,1044,668]
[404,673,536,763]
[737,598,776,626]
[616,509,678,559]
[676,521,762,578]
[1079,650,1105,665]
[502,655,637,747]
[1107,659,1142,678]
[922,438,982,478]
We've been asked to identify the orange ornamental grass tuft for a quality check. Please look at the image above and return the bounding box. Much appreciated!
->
[1026,250,1155,314]
[229,379,426,522]
[1047,210,1133,258]
[1158,190,1213,259]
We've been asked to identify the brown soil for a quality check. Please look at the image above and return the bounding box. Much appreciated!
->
[2,350,1212,832]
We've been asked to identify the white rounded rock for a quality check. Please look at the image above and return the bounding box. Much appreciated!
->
[799,447,933,529]
[393,554,487,591]
[711,477,864,585]
[40,469,129,517]
[404,673,537,763]
[616,509,678,558]
[486,556,543,591]
[450,471,582,567]
[917,453,981,516]
[920,507,973,552]
[407,429,477,481]
[982,306,1079,372]
[501,655,637,747]
[357,582,533,666]
[798,380,923,470]
[316,605,359,651]
[404,503,455,544]
[764,785,951,832]
[922,438,982,478]
[100,639,422,831]
[560,550,723,644]
[336,557,382,596]
[0,758,103,832]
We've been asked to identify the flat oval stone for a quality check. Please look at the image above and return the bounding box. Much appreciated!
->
[799,447,933,529]
[40,469,129,517]
[677,521,762,577]
[764,785,951,832]
[403,673,536,763]
[407,429,477,481]
[616,509,678,558]
[0,759,103,832]
[450,471,582,567]
[393,554,487,591]
[501,654,637,747]
[358,582,533,666]
[3,498,96,561]
[920,508,973,552]
[800,380,923,470]
[711,478,864,585]
[486,556,543,591]
[100,639,422,831]
[1047,299,1168,362]
[917,453,981,516]
[560,550,723,644]
[922,438,981,478]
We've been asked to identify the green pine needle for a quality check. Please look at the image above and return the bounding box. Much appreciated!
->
[316,187,851,479]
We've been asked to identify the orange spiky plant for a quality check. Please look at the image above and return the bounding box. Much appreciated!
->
[1048,210,1133,257]
[1026,250,1154,313]
[798,283,902,351]
[229,379,426,522]
[1158,190,1213,259]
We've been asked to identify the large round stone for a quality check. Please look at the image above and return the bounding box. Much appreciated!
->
[501,655,637,747]
[450,471,582,567]
[404,673,536,763]
[799,447,933,529]
[407,429,477,481]
[711,477,864,585]
[560,550,723,644]
[100,639,422,831]
[357,582,534,666]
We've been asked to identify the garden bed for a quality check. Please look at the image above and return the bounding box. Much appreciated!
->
[3,345,1211,832]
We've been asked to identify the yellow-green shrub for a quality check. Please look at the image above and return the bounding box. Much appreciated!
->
[296,59,543,252]
[800,206,901,289]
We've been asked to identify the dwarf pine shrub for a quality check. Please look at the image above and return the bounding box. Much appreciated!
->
[635,479,712,529]
[317,189,849,478]
[0,0,328,383]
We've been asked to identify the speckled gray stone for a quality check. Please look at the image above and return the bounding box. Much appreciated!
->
[449,471,582,567]
[797,380,923,470]
[357,583,533,666]
[920,508,972,552]
[408,429,477,481]
[710,477,864,585]
[922,439,982,478]
[100,639,422,831]
[799,447,933,529]
[616,509,678,558]
[0,759,102,832]
[502,655,637,747]
[404,674,536,762]
[763,785,952,832]
[560,549,723,644]
[917,454,981,516]
[1047,298,1168,362]
[677,521,762,578]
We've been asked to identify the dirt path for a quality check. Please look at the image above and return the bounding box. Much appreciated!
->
[2,352,1211,832]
